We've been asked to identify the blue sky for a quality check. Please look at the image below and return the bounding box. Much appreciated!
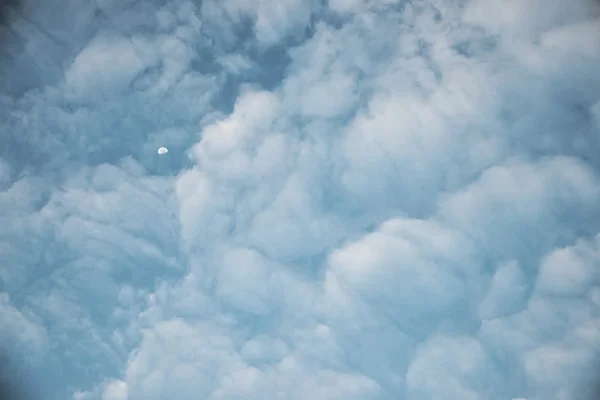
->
[1,0,600,399]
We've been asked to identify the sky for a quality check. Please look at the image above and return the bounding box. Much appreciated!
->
[0,0,600,399]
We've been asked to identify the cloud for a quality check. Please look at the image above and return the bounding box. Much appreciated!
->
[0,293,48,359]
[406,335,500,400]
[325,218,480,333]
[1,0,599,399]
[478,260,528,319]
[536,234,600,297]
[102,380,127,400]
[463,0,598,38]
[437,156,600,259]
[64,35,159,99]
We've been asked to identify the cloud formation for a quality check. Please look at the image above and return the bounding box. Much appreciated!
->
[1,0,599,399]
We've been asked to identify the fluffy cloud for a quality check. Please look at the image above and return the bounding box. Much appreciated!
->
[1,0,599,399]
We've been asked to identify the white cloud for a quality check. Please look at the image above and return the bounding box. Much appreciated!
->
[406,335,499,400]
[437,156,600,257]
[0,293,48,360]
[199,0,319,48]
[326,218,478,327]
[536,234,600,296]
[102,380,128,400]
[252,0,317,47]
[463,0,598,38]
[2,0,600,399]
[240,334,289,364]
[541,20,600,59]
[216,54,255,75]
[215,247,277,314]
[64,35,160,98]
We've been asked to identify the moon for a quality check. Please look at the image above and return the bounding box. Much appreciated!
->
[157,147,168,155]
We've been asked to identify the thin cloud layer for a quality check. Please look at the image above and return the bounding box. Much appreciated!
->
[0,0,599,400]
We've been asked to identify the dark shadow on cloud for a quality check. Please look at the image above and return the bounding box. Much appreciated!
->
[0,0,89,97]
[0,350,40,400]
[0,0,20,56]
[583,361,600,400]
[0,0,19,28]
[0,0,35,96]
[587,383,600,400]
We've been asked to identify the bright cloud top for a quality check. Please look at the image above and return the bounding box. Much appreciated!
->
[1,0,599,400]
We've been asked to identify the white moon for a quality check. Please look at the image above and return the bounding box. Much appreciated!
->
[157,147,169,155]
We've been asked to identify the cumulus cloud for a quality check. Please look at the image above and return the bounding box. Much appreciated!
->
[1,0,599,399]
